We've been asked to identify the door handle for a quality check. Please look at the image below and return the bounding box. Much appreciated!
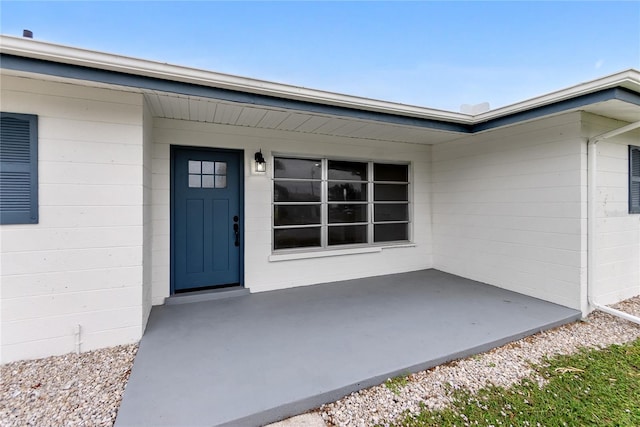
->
[233,223,239,247]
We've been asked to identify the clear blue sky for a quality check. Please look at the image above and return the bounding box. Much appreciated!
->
[1,1,639,111]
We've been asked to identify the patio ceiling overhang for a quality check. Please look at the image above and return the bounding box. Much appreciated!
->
[1,35,639,146]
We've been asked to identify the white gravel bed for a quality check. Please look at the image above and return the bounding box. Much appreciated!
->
[1,344,138,427]
[320,296,640,427]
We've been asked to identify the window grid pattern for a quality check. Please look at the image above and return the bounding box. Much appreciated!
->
[373,163,410,243]
[327,160,369,246]
[273,157,322,249]
[273,157,410,251]
[188,160,227,188]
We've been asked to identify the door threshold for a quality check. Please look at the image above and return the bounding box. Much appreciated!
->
[165,286,249,305]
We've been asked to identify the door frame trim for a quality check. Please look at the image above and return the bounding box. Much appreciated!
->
[170,145,245,295]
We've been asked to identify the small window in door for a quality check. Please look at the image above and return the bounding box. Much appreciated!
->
[188,160,227,188]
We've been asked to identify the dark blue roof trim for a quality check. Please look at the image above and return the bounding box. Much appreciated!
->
[0,54,470,133]
[472,87,640,132]
[2,54,639,135]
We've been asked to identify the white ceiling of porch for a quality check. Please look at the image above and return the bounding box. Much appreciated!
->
[143,92,640,146]
[143,91,464,145]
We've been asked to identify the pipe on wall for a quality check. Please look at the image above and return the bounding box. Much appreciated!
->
[75,324,82,354]
[587,120,640,325]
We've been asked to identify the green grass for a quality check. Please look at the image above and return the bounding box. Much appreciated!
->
[391,339,640,427]
[385,373,410,395]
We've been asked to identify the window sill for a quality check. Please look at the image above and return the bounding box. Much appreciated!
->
[268,243,416,262]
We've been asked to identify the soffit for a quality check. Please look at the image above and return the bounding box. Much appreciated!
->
[582,99,640,123]
[143,91,463,145]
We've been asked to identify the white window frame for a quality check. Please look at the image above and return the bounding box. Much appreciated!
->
[271,155,412,253]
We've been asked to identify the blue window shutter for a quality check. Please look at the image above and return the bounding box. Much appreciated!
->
[630,146,640,214]
[0,113,38,224]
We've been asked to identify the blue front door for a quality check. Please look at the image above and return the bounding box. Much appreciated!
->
[172,147,242,292]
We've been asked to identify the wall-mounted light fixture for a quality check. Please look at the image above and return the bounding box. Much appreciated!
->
[254,149,266,173]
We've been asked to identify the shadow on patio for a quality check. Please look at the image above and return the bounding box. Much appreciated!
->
[115,269,581,427]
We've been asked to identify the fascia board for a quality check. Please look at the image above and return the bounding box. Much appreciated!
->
[0,35,472,124]
[1,54,471,133]
[474,69,640,122]
[2,35,638,130]
[471,87,640,133]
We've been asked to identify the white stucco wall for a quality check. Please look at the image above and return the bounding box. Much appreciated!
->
[150,117,433,303]
[431,112,586,311]
[583,113,640,305]
[0,75,147,363]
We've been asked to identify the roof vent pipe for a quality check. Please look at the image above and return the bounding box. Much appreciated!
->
[460,102,490,115]
[22,29,33,38]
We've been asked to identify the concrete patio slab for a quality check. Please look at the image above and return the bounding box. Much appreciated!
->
[115,269,581,427]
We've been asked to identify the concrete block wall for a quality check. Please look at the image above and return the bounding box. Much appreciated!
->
[150,117,433,302]
[2,75,635,364]
[0,75,146,363]
[431,112,586,310]
[142,101,154,329]
[583,113,640,305]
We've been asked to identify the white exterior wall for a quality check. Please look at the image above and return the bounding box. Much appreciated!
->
[0,70,635,364]
[0,75,146,363]
[142,102,153,328]
[150,118,433,302]
[432,112,586,311]
[583,113,640,305]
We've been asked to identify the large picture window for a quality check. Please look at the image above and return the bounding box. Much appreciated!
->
[273,156,410,251]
